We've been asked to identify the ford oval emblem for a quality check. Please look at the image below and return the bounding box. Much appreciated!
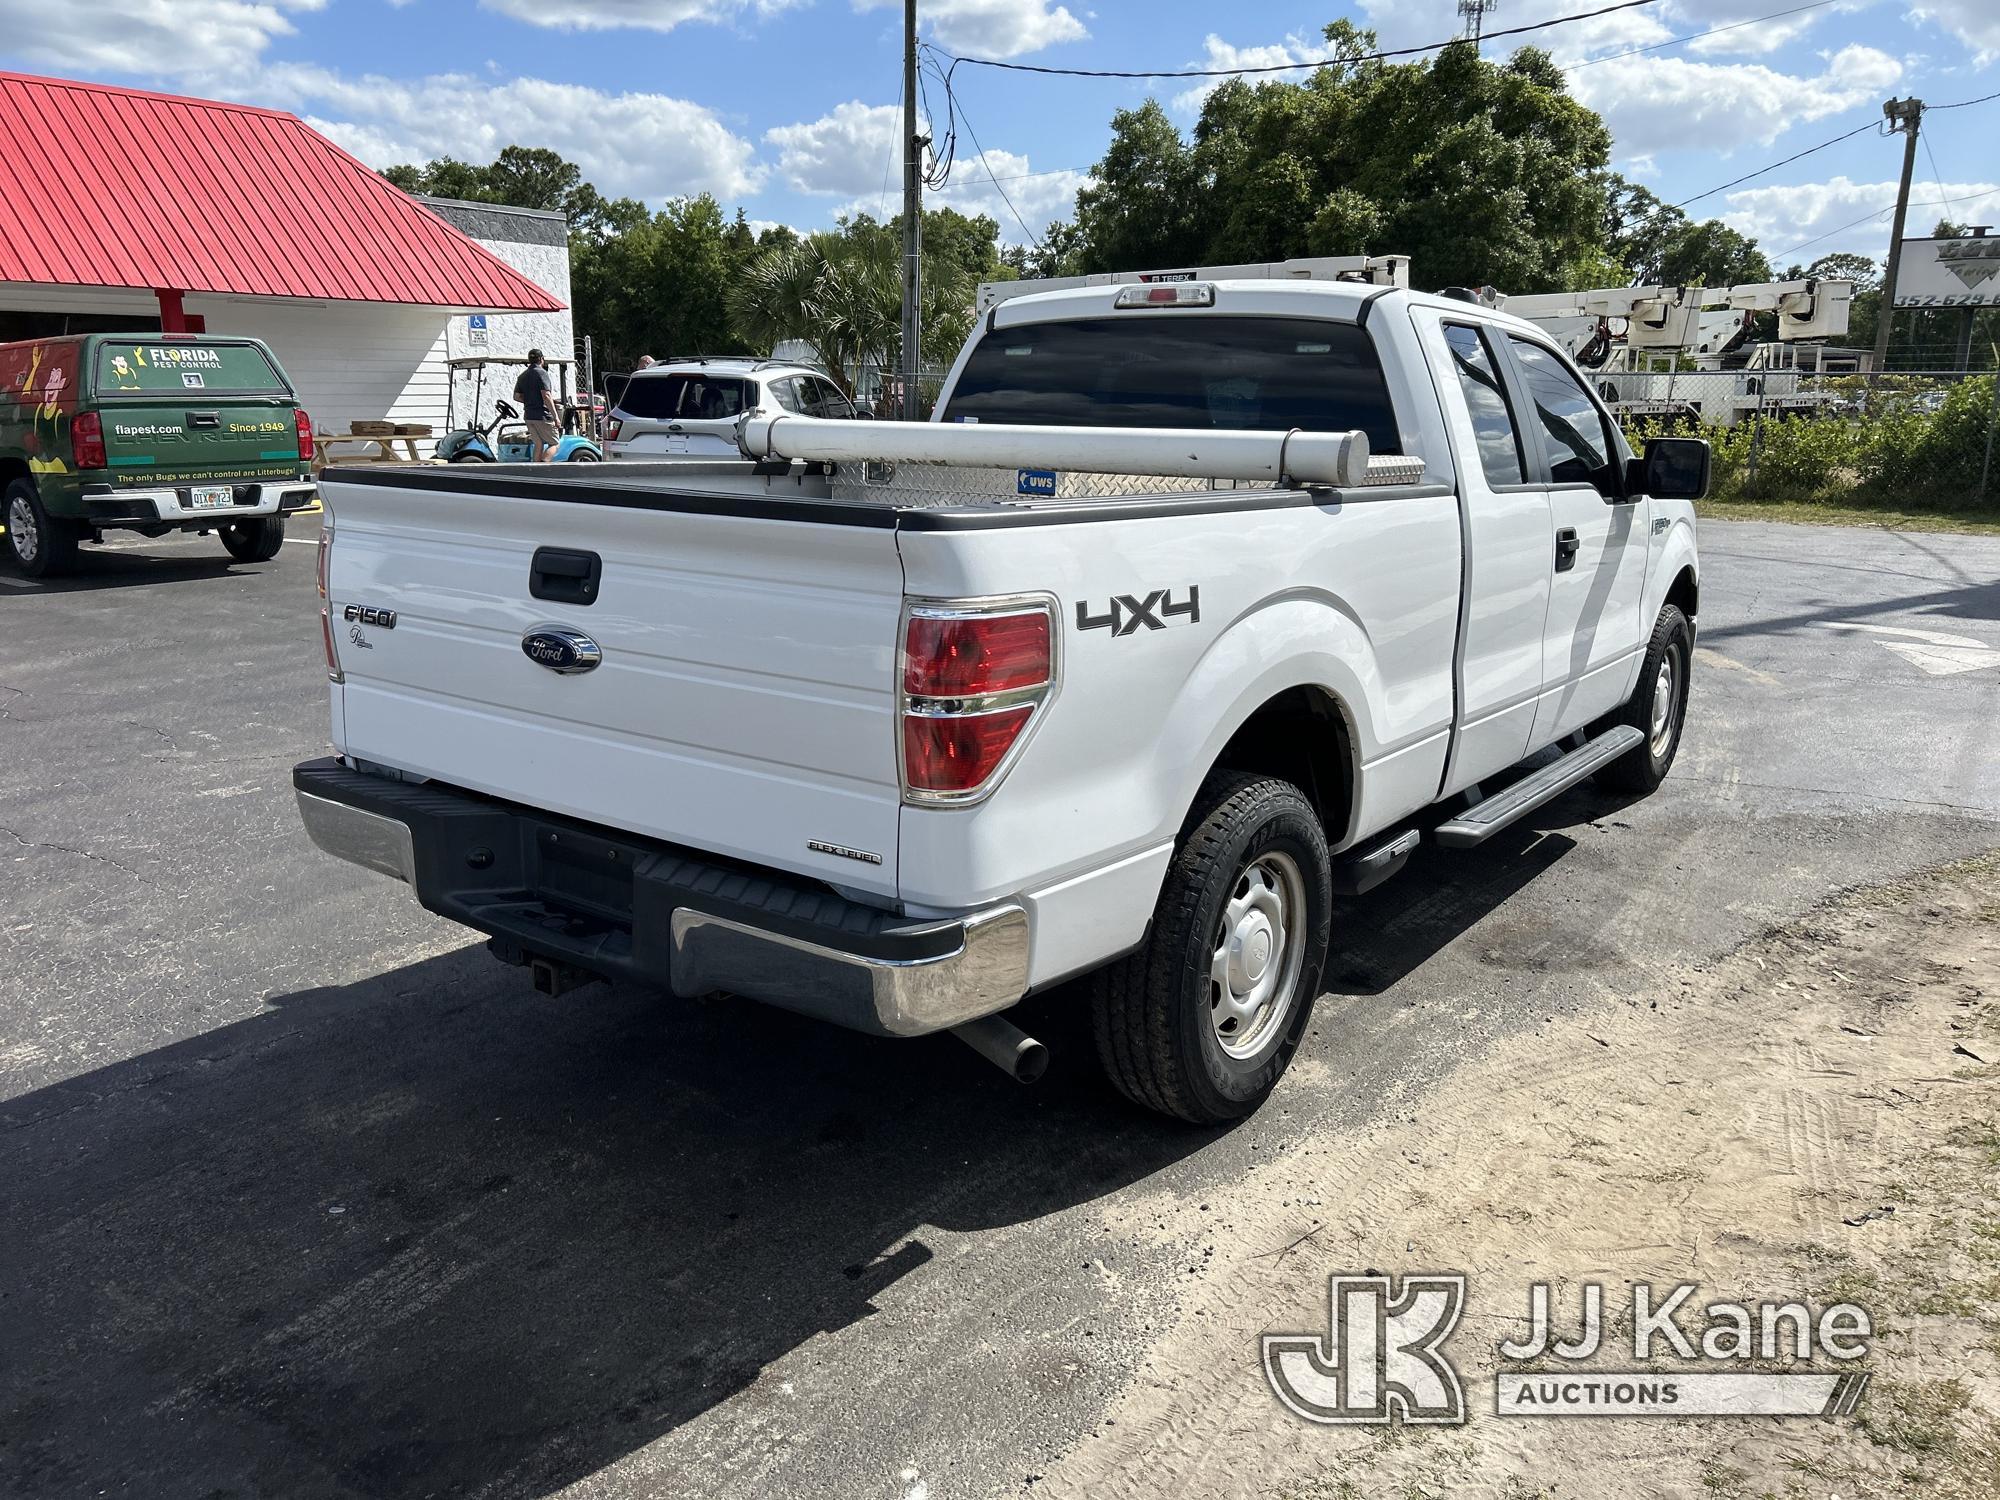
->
[521,626,603,674]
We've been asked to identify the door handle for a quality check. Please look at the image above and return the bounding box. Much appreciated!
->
[529,547,602,606]
[188,411,220,428]
[1555,527,1580,572]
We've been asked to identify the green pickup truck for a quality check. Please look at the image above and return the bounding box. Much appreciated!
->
[0,332,318,577]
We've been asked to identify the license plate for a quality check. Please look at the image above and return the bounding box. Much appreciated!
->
[190,486,232,510]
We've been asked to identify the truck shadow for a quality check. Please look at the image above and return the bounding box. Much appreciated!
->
[2,829,1579,1499]
[0,948,1203,1500]
[0,547,260,593]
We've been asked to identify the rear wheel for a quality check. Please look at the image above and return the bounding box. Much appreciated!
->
[1597,603,1691,792]
[4,478,79,577]
[1091,772,1332,1123]
[220,515,285,562]
[568,449,603,461]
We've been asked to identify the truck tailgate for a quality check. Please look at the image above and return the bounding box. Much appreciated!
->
[321,475,906,898]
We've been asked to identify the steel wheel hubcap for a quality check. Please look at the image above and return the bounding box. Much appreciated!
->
[1650,645,1680,758]
[1209,851,1307,1060]
[8,496,37,561]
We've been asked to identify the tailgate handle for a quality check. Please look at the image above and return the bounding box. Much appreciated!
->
[530,547,601,606]
[188,411,221,428]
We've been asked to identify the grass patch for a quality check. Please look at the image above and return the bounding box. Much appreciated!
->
[1696,498,2000,534]
[1857,1377,1972,1455]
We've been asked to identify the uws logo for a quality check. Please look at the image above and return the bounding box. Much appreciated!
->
[1938,238,2000,291]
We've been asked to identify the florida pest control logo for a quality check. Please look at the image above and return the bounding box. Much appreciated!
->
[1264,1275,1872,1426]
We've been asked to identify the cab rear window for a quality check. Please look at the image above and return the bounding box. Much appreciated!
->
[95,341,288,397]
[941,315,1401,453]
[617,373,751,421]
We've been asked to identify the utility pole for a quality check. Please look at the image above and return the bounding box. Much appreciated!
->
[900,0,922,420]
[1873,95,1923,374]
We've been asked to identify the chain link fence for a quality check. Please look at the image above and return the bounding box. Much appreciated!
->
[1618,368,2000,510]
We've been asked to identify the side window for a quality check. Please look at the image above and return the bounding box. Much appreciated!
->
[1442,324,1525,486]
[809,377,856,418]
[767,376,805,414]
[1506,338,1619,497]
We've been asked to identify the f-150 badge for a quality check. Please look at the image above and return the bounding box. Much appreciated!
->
[1077,587,1200,637]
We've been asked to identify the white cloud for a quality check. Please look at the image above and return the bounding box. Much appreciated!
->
[767,100,1085,239]
[0,0,322,78]
[1569,44,1902,156]
[853,0,1085,60]
[256,66,766,203]
[765,101,904,197]
[1171,33,1323,115]
[477,0,800,32]
[1356,0,1669,63]
[1907,0,2000,60]
[929,150,1090,240]
[1722,174,2000,260]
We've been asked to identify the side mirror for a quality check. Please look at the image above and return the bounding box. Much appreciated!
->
[1625,436,1709,501]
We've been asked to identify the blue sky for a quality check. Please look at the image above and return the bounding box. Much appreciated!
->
[2,0,1996,273]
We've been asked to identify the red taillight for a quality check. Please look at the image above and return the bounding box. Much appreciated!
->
[898,599,1056,802]
[605,417,622,442]
[904,610,1051,698]
[903,706,1035,795]
[71,411,107,469]
[296,408,315,463]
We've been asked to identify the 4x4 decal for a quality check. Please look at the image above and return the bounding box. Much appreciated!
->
[1077,587,1200,637]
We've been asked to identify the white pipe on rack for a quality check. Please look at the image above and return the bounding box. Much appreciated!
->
[735,414,1375,487]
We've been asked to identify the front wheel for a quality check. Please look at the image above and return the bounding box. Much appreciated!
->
[5,478,80,577]
[1091,772,1332,1123]
[1597,602,1692,792]
[220,515,285,562]
[566,448,603,462]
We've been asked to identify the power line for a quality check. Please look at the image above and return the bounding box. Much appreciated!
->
[941,0,1666,78]
[1568,0,1836,69]
[920,47,1046,249]
[1673,121,1876,209]
[1932,88,2000,112]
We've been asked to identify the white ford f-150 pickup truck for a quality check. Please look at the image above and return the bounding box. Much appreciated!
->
[295,273,1705,1123]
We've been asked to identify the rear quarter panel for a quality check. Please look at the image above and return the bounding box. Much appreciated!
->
[895,490,1462,921]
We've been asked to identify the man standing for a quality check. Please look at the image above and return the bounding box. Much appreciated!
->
[514,348,558,462]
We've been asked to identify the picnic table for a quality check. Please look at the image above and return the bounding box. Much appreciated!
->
[312,421,437,473]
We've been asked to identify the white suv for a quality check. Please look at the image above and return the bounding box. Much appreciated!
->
[604,358,861,459]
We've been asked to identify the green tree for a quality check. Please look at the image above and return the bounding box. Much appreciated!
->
[1068,29,1613,293]
[1655,220,1772,287]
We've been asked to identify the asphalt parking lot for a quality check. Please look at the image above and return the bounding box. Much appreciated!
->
[3,517,1997,1499]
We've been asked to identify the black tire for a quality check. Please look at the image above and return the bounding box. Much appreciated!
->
[1597,603,1692,792]
[568,449,603,461]
[1091,772,1332,1123]
[219,515,285,562]
[4,477,80,577]
[449,451,493,463]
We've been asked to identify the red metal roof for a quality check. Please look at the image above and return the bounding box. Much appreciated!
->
[0,72,564,312]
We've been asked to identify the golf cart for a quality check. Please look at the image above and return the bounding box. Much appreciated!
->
[437,355,603,463]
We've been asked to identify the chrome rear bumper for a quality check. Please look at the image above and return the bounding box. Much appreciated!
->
[294,758,1031,1038]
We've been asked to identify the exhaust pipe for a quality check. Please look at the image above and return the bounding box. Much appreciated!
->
[950,1013,1049,1085]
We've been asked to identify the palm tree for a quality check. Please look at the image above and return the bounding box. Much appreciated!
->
[729,231,976,403]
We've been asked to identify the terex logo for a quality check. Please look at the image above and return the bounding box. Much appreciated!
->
[1263,1273,1467,1425]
